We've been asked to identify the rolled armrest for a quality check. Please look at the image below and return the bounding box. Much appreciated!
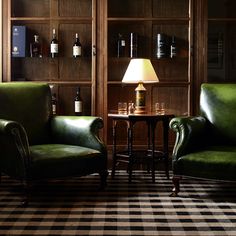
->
[0,119,30,178]
[50,116,107,154]
[0,119,22,134]
[170,116,208,160]
[0,119,29,151]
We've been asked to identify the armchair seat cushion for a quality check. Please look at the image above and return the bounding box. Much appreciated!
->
[176,146,236,181]
[29,144,104,179]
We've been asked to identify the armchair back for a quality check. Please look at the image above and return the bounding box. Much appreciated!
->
[200,83,236,145]
[0,82,52,145]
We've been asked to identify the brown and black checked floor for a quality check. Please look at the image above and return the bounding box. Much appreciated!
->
[0,170,236,236]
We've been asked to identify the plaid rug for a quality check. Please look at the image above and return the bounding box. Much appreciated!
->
[0,171,236,236]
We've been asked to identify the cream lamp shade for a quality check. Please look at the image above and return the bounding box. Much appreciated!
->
[122,58,159,84]
[122,58,159,114]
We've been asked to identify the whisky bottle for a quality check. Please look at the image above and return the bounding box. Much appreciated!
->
[156,33,167,59]
[74,87,83,115]
[50,28,58,58]
[170,36,177,58]
[30,35,42,57]
[73,33,82,58]
[52,93,57,115]
[117,33,126,57]
[130,32,138,58]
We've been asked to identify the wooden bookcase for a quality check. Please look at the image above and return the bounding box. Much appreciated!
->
[2,0,96,116]
[103,0,193,147]
[3,0,218,150]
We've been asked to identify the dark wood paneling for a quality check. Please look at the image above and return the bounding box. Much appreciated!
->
[152,59,189,82]
[108,0,151,18]
[11,0,50,17]
[153,0,189,17]
[11,58,51,81]
[59,58,92,81]
[58,0,92,17]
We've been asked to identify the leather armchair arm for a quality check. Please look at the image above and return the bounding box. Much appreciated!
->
[170,116,208,160]
[50,116,107,154]
[0,119,30,178]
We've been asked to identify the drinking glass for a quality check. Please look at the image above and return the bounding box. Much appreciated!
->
[118,102,127,114]
[155,102,165,115]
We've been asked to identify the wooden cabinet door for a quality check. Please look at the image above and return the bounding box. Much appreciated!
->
[3,0,97,116]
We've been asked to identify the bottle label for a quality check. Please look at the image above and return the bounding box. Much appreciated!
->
[30,42,42,57]
[157,50,166,58]
[121,40,125,46]
[52,104,56,115]
[75,101,82,113]
[170,45,177,58]
[51,43,58,53]
[73,46,81,56]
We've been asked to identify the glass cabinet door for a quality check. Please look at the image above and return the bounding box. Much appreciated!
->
[208,0,236,82]
[106,0,192,146]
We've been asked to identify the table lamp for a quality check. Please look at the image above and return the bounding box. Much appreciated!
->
[122,58,159,114]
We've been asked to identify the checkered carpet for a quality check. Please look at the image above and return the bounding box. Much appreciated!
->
[0,171,236,236]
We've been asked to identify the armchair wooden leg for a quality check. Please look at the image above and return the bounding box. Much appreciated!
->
[170,175,182,197]
[99,170,109,190]
[21,180,30,207]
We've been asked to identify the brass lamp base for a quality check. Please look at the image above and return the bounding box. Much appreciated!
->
[134,106,146,114]
[135,82,146,114]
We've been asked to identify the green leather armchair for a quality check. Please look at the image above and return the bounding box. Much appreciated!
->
[0,82,108,204]
[170,83,236,196]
